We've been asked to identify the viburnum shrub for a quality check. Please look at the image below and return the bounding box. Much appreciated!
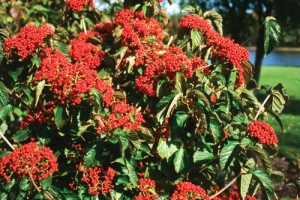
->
[0,0,290,199]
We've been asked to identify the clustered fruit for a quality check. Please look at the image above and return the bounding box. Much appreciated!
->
[180,15,249,87]
[4,24,54,59]
[65,0,94,12]
[133,178,158,200]
[69,165,115,196]
[0,142,58,182]
[96,99,145,135]
[247,120,278,145]
[171,181,210,200]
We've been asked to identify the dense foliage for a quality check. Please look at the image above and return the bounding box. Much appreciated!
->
[0,0,290,199]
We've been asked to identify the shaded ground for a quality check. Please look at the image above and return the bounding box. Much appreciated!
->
[272,157,299,199]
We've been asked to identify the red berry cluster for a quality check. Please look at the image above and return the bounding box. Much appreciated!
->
[247,120,278,145]
[65,0,94,12]
[4,24,54,59]
[171,181,210,200]
[20,101,55,130]
[96,99,145,135]
[34,47,113,106]
[133,178,158,200]
[66,143,84,163]
[70,165,115,196]
[0,142,58,182]
[180,15,250,87]
[213,185,257,200]
[69,31,105,69]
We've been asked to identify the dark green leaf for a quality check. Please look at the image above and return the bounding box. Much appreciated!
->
[138,126,155,148]
[193,148,214,163]
[37,125,53,145]
[54,105,68,130]
[7,65,23,82]
[232,114,249,125]
[142,5,153,17]
[13,129,31,142]
[19,177,33,191]
[170,111,188,134]
[156,79,168,98]
[156,93,182,125]
[220,141,240,169]
[264,17,282,56]
[90,88,102,113]
[0,104,14,121]
[191,29,202,51]
[203,10,223,36]
[84,145,97,167]
[249,167,274,200]
[0,81,9,109]
[173,148,188,173]
[157,137,179,161]
[210,120,221,141]
[14,84,34,106]
[175,72,186,95]
[31,56,41,67]
[115,176,129,186]
[249,146,272,174]
[188,89,211,110]
[271,171,284,183]
[116,129,129,157]
[241,89,258,108]
[41,176,52,190]
[176,35,190,48]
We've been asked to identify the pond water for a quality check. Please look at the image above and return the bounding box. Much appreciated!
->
[248,49,300,66]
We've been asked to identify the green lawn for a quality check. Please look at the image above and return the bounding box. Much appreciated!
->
[258,66,300,159]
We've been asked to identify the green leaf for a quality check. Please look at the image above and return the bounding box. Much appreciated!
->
[175,72,186,95]
[58,43,69,55]
[0,81,9,109]
[232,114,249,125]
[35,80,45,107]
[241,89,258,108]
[115,176,129,186]
[264,17,282,56]
[191,29,202,51]
[271,171,284,184]
[203,10,223,36]
[173,148,188,173]
[41,176,52,190]
[138,126,155,148]
[116,129,129,157]
[181,4,196,13]
[249,146,272,174]
[19,177,33,191]
[220,141,240,169]
[248,167,274,200]
[210,120,221,141]
[7,65,23,82]
[13,129,31,142]
[156,79,168,98]
[14,84,34,106]
[142,5,153,17]
[84,145,97,167]
[193,148,214,163]
[156,93,182,125]
[37,125,53,145]
[54,105,68,130]
[157,137,179,161]
[240,173,252,200]
[89,88,102,113]
[0,104,14,121]
[188,89,211,110]
[170,111,188,134]
[31,56,41,67]
[266,83,289,115]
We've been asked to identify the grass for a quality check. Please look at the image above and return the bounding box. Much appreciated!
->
[257,66,300,159]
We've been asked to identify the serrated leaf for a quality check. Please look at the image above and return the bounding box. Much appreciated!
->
[248,167,274,200]
[13,129,31,142]
[31,56,41,67]
[173,148,188,173]
[138,126,155,148]
[54,105,68,130]
[271,171,284,183]
[37,125,53,145]
[157,137,179,161]
[7,65,23,81]
[176,35,190,48]
[193,148,214,163]
[90,88,102,113]
[249,146,272,174]
[19,177,33,191]
[0,81,9,109]
[210,120,221,141]
[220,141,240,169]
[115,176,129,186]
[191,29,202,51]
[0,104,14,121]
[84,145,96,167]
[170,111,188,134]
[41,176,52,190]
[240,173,252,200]
[203,10,223,36]
[241,89,258,107]
[181,4,196,13]
[156,93,182,125]
[14,84,34,106]
[175,72,186,95]
[232,114,249,125]
[35,80,45,107]
[188,89,211,110]
[264,17,282,56]
[116,129,129,157]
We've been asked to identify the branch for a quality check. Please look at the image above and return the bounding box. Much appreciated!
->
[254,94,271,120]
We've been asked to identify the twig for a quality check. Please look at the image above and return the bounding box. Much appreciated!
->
[81,15,87,34]
[0,132,15,150]
[209,172,243,199]
[254,94,271,120]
